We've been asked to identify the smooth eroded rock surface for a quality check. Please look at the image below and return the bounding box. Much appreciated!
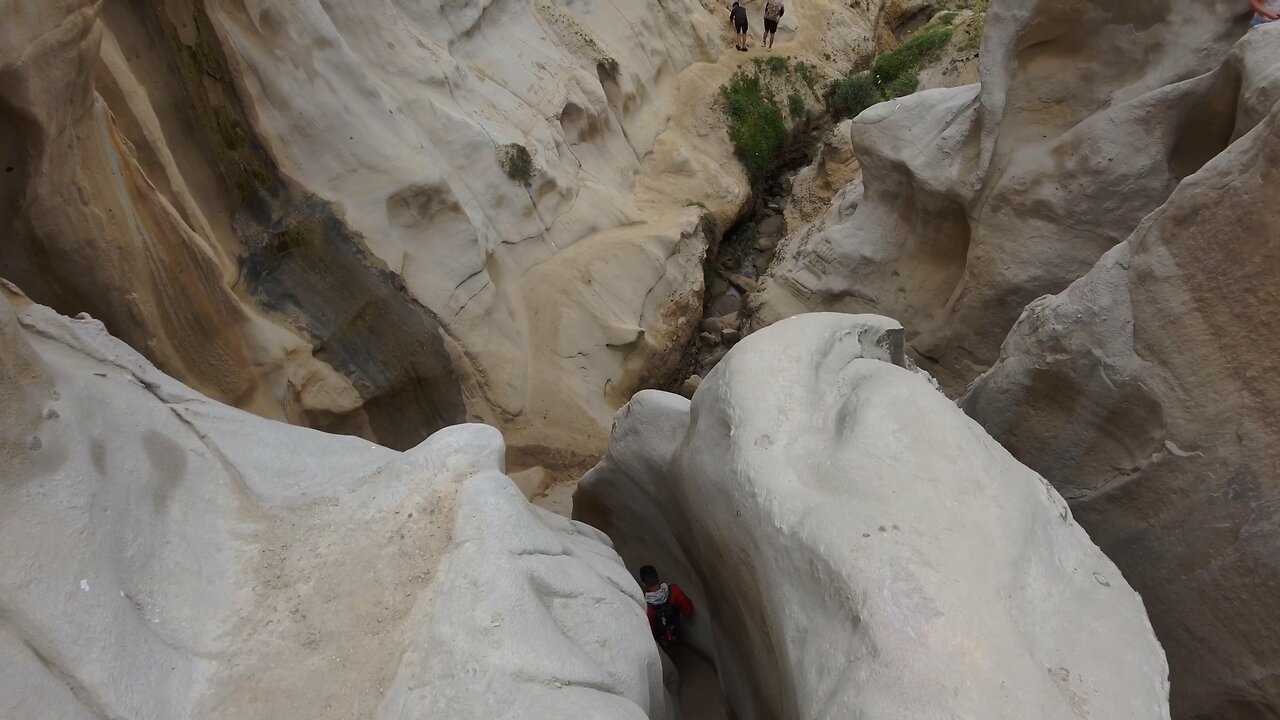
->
[0,0,904,462]
[0,285,669,720]
[764,0,1247,391]
[576,312,1170,720]
[963,27,1280,719]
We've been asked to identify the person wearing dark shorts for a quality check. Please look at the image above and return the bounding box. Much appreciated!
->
[763,0,785,50]
[730,1,750,51]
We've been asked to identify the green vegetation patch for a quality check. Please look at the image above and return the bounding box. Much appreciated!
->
[826,19,957,120]
[871,23,954,97]
[721,70,788,185]
[717,55,825,186]
[826,72,881,120]
[962,0,988,53]
[498,143,535,184]
[794,60,819,90]
[788,92,807,120]
[764,55,790,75]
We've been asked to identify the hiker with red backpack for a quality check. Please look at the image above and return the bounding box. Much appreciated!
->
[640,565,695,647]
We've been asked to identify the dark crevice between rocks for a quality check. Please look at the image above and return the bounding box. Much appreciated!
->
[665,127,824,398]
[666,643,734,720]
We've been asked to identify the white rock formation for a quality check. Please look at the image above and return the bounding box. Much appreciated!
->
[0,283,669,720]
[0,0,896,461]
[576,313,1170,720]
[764,0,1248,390]
[962,26,1280,720]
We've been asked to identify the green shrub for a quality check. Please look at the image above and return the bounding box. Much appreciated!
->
[826,72,883,119]
[720,70,788,185]
[498,143,534,184]
[882,69,921,99]
[794,61,819,90]
[788,92,807,120]
[764,55,790,75]
[872,24,954,93]
[935,10,958,25]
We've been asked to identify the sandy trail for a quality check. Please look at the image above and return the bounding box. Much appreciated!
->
[670,644,733,719]
[509,0,848,463]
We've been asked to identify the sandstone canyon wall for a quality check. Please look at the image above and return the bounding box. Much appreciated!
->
[2,0,726,458]
[763,0,1247,391]
[1,0,899,467]
[963,27,1280,719]
[0,281,673,720]
[754,3,1280,717]
[8,0,1272,716]
[576,314,1171,720]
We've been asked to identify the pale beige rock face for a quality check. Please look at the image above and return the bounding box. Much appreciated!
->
[963,29,1280,720]
[1,0,897,460]
[0,285,671,720]
[765,0,1247,391]
[577,313,1171,720]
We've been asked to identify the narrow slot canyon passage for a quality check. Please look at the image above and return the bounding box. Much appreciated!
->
[669,644,733,720]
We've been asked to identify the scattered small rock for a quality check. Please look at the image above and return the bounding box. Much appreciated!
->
[757,235,776,253]
[699,331,720,345]
[708,287,743,317]
[758,214,784,239]
[707,275,730,297]
[701,313,738,335]
[679,375,702,398]
[722,327,742,344]
[702,346,729,367]
[724,273,760,293]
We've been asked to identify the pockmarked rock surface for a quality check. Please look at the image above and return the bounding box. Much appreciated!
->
[1,0,729,455]
[963,27,1280,720]
[0,285,671,720]
[0,0,897,462]
[576,313,1170,720]
[763,0,1247,391]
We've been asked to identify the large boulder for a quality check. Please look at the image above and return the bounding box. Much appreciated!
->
[0,284,670,720]
[576,313,1170,720]
[962,27,1280,720]
[765,0,1248,391]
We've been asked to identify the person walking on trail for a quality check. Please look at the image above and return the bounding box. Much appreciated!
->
[640,565,695,648]
[763,0,785,50]
[1251,0,1280,26]
[730,1,750,52]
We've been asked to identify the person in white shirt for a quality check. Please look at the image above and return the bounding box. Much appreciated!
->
[763,0,786,50]
[1251,0,1280,27]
